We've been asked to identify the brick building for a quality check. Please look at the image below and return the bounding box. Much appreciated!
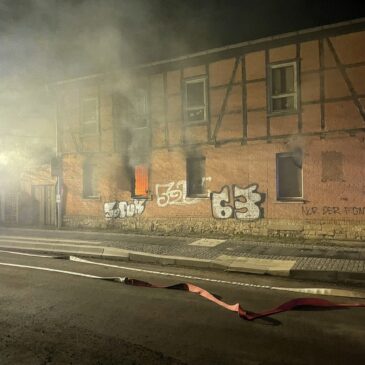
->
[55,18,365,241]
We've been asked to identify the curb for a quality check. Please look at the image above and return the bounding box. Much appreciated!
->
[0,242,364,286]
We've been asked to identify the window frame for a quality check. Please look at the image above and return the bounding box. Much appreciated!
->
[268,61,298,116]
[183,77,208,125]
[131,164,149,199]
[186,156,207,198]
[276,152,303,201]
[81,96,100,136]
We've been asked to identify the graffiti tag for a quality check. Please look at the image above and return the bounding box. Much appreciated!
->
[302,206,365,216]
[155,178,211,207]
[104,199,146,220]
[211,184,263,220]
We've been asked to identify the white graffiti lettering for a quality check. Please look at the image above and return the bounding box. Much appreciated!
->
[156,178,211,207]
[104,199,146,220]
[234,184,261,219]
[211,184,263,220]
[211,186,234,219]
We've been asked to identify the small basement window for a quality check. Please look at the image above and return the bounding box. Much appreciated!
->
[83,161,99,199]
[133,164,149,198]
[81,97,99,135]
[269,62,297,113]
[276,152,302,200]
[186,157,206,197]
[184,78,207,123]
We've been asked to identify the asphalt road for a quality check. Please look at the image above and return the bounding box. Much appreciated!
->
[0,250,364,365]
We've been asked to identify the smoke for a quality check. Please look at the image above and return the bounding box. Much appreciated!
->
[0,0,147,179]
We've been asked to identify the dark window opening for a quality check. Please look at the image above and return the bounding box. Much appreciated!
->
[321,151,344,182]
[184,78,207,123]
[270,63,297,113]
[276,152,302,200]
[132,164,149,198]
[83,162,99,199]
[187,157,206,197]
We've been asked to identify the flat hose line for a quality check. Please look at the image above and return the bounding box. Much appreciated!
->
[0,251,364,321]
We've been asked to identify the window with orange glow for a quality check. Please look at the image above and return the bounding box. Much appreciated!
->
[134,164,149,197]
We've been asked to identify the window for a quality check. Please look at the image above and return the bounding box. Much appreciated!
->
[81,97,99,134]
[269,62,297,113]
[184,78,207,123]
[276,152,302,200]
[186,157,206,197]
[127,89,148,128]
[133,164,149,198]
[83,162,99,198]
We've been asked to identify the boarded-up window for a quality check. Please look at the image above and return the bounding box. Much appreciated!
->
[82,97,99,134]
[276,152,302,200]
[83,162,99,198]
[134,164,149,197]
[270,62,297,113]
[187,157,206,197]
[321,151,344,182]
[184,78,207,123]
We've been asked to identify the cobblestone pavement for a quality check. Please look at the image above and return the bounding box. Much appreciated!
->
[1,227,365,276]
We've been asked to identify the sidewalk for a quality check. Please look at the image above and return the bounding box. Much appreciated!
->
[0,226,364,285]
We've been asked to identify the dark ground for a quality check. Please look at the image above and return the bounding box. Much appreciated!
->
[0,250,364,365]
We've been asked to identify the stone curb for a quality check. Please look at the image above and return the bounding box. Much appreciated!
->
[0,242,364,285]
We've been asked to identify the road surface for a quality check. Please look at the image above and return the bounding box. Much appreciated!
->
[0,249,364,365]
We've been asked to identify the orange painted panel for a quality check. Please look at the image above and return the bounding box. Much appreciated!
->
[302,104,321,133]
[247,111,267,138]
[247,81,266,109]
[301,72,320,102]
[330,31,365,64]
[184,125,208,144]
[324,69,350,99]
[166,94,181,122]
[245,51,266,80]
[209,58,242,87]
[270,114,298,136]
[184,65,206,78]
[166,70,181,95]
[325,101,364,130]
[152,126,166,147]
[300,41,320,72]
[347,66,365,95]
[216,113,242,140]
[269,45,296,62]
[167,122,182,145]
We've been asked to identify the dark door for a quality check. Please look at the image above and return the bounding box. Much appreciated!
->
[32,185,56,226]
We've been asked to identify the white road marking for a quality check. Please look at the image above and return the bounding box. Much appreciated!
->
[0,250,364,299]
[0,261,102,279]
[0,235,101,245]
[189,238,226,247]
[0,249,59,258]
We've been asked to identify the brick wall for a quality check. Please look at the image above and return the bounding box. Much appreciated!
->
[58,26,365,241]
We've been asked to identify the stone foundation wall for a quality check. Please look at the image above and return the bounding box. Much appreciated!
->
[63,215,365,241]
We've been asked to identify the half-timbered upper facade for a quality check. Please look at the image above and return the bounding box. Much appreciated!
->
[56,18,365,240]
